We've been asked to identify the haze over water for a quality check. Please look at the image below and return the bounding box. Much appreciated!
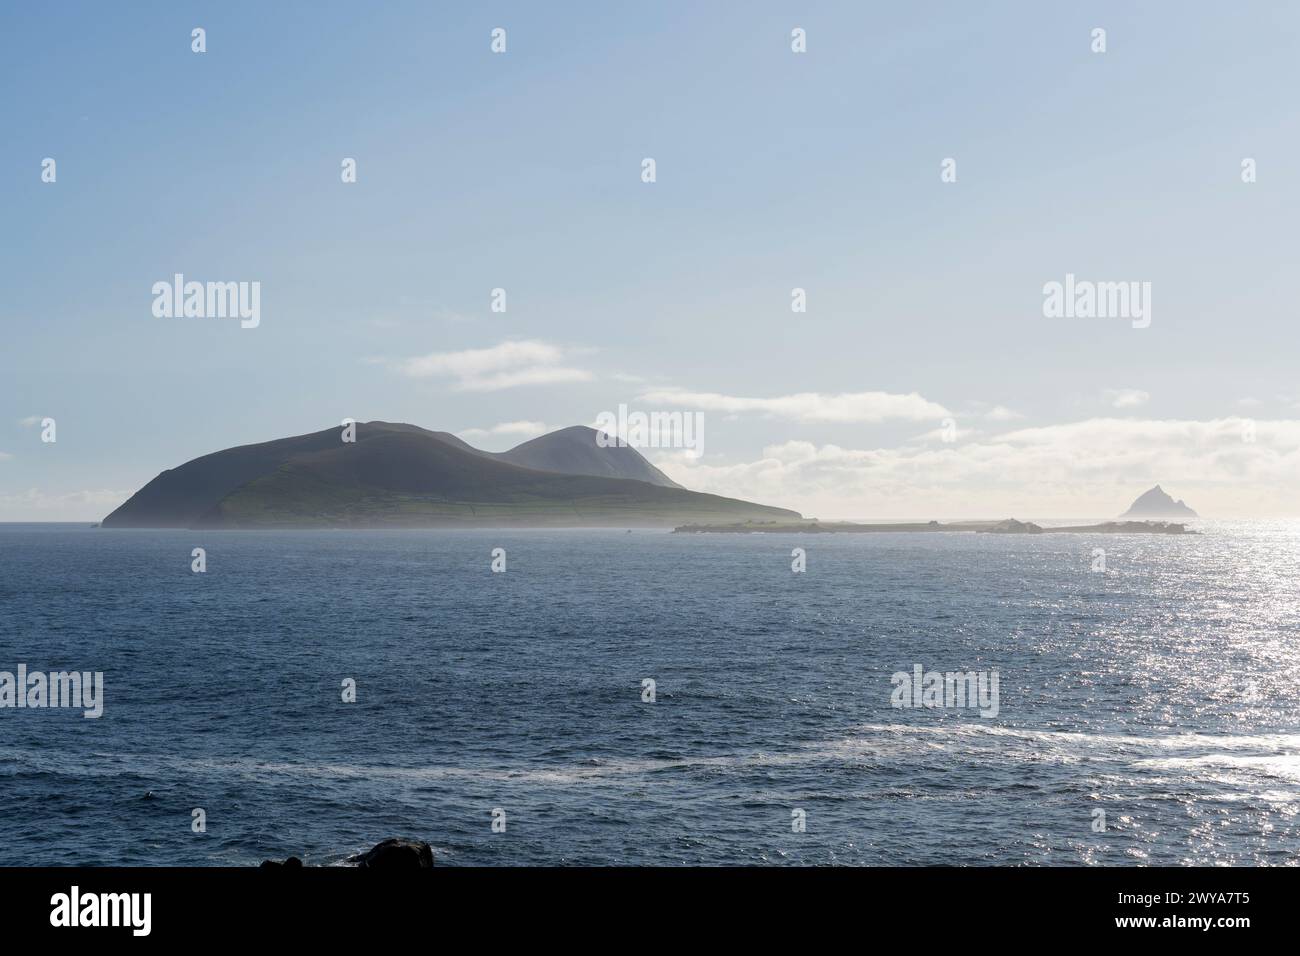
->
[2,522,1297,865]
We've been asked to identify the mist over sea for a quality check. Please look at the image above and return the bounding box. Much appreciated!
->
[2,522,1298,866]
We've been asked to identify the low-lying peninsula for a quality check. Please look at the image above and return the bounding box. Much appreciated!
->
[673,518,1195,534]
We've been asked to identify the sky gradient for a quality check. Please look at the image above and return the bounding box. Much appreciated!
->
[3,1,1299,520]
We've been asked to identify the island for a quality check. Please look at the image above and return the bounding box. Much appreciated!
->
[100,421,799,530]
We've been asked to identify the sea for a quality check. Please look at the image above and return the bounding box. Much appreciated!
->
[1,521,1298,866]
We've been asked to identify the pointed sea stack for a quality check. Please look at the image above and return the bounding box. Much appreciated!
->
[1120,485,1197,518]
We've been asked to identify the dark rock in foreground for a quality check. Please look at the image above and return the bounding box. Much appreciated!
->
[346,838,434,869]
[258,838,434,868]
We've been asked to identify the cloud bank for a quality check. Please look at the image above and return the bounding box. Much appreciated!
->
[651,417,1300,519]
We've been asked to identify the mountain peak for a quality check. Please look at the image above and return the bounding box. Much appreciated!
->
[1120,485,1197,518]
[498,426,682,488]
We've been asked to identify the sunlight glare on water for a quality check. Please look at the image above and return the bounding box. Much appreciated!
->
[0,521,1298,865]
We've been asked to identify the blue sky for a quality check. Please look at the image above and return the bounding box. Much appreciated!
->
[3,1,1299,519]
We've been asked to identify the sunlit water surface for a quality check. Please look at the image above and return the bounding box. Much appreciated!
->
[1,521,1298,865]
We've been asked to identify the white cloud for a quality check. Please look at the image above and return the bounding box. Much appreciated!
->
[395,340,592,391]
[18,416,41,427]
[650,417,1300,519]
[457,420,550,441]
[983,405,1024,422]
[1102,388,1150,409]
[637,387,949,423]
